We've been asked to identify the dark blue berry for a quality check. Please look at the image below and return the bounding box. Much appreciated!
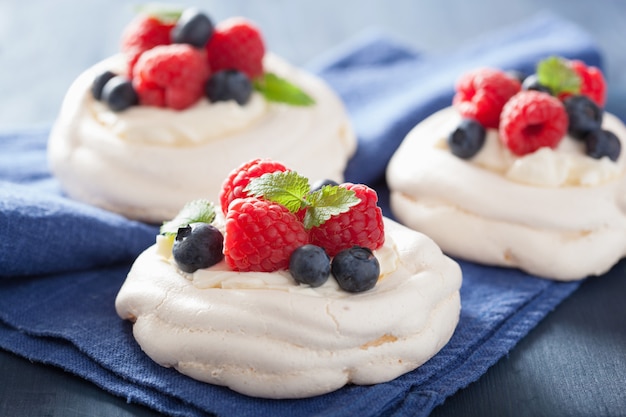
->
[521,74,552,94]
[289,245,331,287]
[172,223,224,273]
[101,76,138,112]
[171,8,214,48]
[331,246,380,293]
[310,179,339,193]
[564,95,603,140]
[205,70,253,105]
[92,70,116,100]
[448,118,486,159]
[585,129,621,161]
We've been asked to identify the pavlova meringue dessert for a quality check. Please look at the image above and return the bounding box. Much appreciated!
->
[48,7,355,223]
[115,159,462,399]
[387,56,626,281]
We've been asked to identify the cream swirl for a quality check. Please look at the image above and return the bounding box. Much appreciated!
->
[115,218,462,398]
[48,53,356,223]
[387,107,626,280]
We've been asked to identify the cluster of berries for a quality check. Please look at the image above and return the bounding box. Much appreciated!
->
[448,56,620,162]
[167,159,386,293]
[92,8,265,111]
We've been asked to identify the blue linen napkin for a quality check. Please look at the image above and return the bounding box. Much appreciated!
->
[0,13,605,417]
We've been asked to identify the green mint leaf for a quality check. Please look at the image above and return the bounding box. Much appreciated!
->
[536,56,581,96]
[253,72,316,106]
[245,171,310,212]
[134,4,183,22]
[160,199,216,236]
[302,186,360,229]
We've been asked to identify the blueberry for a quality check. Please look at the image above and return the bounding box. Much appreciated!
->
[447,118,486,159]
[564,95,603,140]
[289,245,331,287]
[205,70,253,105]
[172,223,224,273]
[521,74,552,94]
[101,76,138,112]
[91,70,116,100]
[585,129,621,161]
[171,8,214,48]
[331,246,380,293]
[310,179,339,193]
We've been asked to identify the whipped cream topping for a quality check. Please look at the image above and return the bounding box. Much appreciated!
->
[48,53,356,223]
[387,107,626,280]
[115,218,462,398]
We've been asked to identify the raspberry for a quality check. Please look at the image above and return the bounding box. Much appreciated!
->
[569,60,606,108]
[223,197,309,272]
[499,91,568,156]
[205,17,265,79]
[309,183,384,257]
[453,68,521,129]
[121,15,174,76]
[132,44,210,110]
[219,159,289,214]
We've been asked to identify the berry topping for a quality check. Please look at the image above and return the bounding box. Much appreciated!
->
[569,59,606,108]
[171,8,214,48]
[448,118,486,159]
[173,223,224,273]
[535,56,606,108]
[499,91,568,156]
[331,246,380,293]
[453,68,521,129]
[205,69,253,105]
[121,15,175,76]
[161,162,385,291]
[585,129,621,161]
[101,76,139,112]
[132,44,210,110]
[91,70,117,100]
[223,197,309,272]
[289,244,331,287]
[219,158,289,214]
[205,18,265,79]
[308,183,385,257]
[564,95,603,140]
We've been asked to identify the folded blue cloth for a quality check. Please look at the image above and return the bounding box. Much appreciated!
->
[0,13,603,417]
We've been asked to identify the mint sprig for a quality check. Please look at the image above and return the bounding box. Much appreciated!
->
[536,56,581,96]
[253,72,316,106]
[245,171,359,229]
[133,4,183,22]
[160,199,216,236]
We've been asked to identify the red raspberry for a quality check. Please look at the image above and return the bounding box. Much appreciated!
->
[569,60,606,108]
[205,18,265,79]
[219,159,289,214]
[309,183,385,257]
[499,91,568,156]
[223,197,309,272]
[132,44,210,110]
[121,15,174,76]
[453,68,521,129]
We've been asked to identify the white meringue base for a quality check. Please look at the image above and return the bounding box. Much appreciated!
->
[115,218,462,398]
[48,54,356,223]
[387,107,626,281]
